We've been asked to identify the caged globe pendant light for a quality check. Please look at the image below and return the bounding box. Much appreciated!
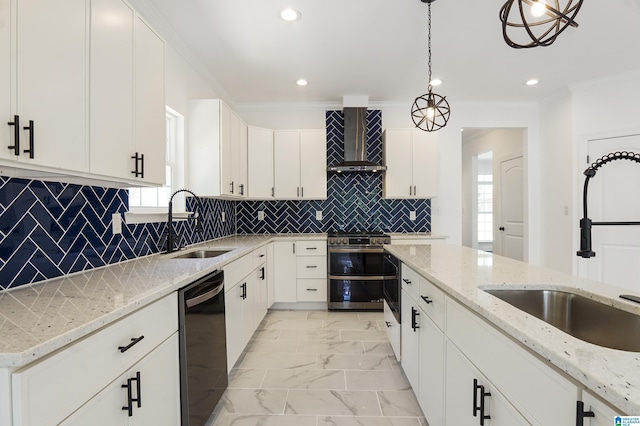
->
[411,0,450,132]
[499,0,584,48]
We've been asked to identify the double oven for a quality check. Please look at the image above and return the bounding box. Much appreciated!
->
[327,232,398,313]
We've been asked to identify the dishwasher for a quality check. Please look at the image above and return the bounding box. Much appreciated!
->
[178,270,227,426]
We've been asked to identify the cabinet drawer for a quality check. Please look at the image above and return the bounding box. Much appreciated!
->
[297,256,326,278]
[417,277,445,329]
[297,279,327,301]
[251,245,267,269]
[296,240,327,256]
[400,264,420,299]
[12,293,178,426]
[445,298,578,426]
[223,253,252,289]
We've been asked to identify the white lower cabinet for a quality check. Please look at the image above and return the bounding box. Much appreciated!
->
[273,239,327,303]
[10,293,178,426]
[400,289,420,393]
[581,390,621,426]
[61,333,180,425]
[445,340,528,426]
[383,300,401,360]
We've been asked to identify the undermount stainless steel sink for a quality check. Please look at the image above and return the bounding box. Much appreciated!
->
[171,249,232,259]
[485,289,640,352]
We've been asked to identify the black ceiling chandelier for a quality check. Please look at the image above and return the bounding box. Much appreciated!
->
[499,0,584,48]
[411,0,450,132]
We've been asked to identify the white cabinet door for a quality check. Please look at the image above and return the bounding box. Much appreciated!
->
[235,117,248,197]
[383,300,401,361]
[412,131,438,198]
[266,243,275,307]
[383,129,413,198]
[248,126,274,199]
[225,281,245,372]
[89,0,134,180]
[62,334,180,426]
[0,0,11,162]
[445,341,529,426]
[241,274,256,345]
[219,101,234,196]
[133,17,165,185]
[299,130,327,199]
[274,131,301,199]
[400,289,420,394]
[418,309,444,426]
[273,241,297,302]
[254,264,268,325]
[582,391,621,426]
[15,0,87,172]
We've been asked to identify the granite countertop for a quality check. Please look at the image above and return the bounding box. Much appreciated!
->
[388,232,448,239]
[385,244,640,415]
[0,234,325,369]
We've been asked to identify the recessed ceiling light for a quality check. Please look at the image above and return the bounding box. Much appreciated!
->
[430,78,443,86]
[525,79,539,86]
[280,8,301,21]
[296,79,308,86]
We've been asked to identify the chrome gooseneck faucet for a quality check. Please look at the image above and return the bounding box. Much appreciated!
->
[577,151,640,258]
[165,189,204,253]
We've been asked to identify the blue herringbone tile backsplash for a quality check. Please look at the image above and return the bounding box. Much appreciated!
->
[0,177,235,290]
[236,110,431,234]
[0,109,431,290]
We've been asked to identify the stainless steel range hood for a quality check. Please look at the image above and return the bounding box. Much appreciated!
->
[327,107,386,173]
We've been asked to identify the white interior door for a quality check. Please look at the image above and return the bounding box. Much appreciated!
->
[582,134,640,292]
[498,155,524,261]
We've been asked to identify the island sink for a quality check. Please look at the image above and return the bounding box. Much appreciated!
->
[485,289,640,352]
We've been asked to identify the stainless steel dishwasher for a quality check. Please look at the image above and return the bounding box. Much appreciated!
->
[178,270,227,426]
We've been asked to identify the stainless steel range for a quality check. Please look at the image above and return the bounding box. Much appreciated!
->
[327,232,396,311]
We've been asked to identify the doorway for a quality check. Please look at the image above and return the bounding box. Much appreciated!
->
[461,128,526,261]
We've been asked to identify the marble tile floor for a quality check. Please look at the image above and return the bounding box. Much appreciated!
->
[212,309,427,426]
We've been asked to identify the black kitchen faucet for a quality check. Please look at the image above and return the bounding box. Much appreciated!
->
[164,189,203,253]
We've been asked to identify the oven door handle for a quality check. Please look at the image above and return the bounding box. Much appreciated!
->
[328,248,385,253]
[328,275,397,281]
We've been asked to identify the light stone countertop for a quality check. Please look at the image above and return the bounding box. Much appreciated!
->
[0,234,325,369]
[388,232,448,239]
[385,243,640,416]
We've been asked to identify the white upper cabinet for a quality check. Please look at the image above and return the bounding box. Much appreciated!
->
[247,126,274,199]
[383,128,438,199]
[189,99,248,198]
[132,17,166,185]
[273,130,326,200]
[0,0,11,162]
[1,0,166,186]
[14,0,88,172]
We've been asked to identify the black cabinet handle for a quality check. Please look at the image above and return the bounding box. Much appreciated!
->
[139,153,144,178]
[133,371,142,409]
[241,282,247,299]
[122,377,134,417]
[411,306,420,332]
[420,295,433,304]
[306,247,318,250]
[260,267,265,280]
[480,385,491,426]
[118,335,145,353]
[306,265,318,268]
[576,401,595,426]
[7,115,19,155]
[499,226,505,231]
[23,120,34,158]
[239,183,244,195]
[230,181,234,194]
[385,321,392,328]
[271,187,275,197]
[301,187,304,197]
[402,278,412,285]
[306,288,318,291]
[131,152,143,177]
[473,379,481,418]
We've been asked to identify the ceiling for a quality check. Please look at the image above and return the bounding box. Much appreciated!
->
[145,0,640,107]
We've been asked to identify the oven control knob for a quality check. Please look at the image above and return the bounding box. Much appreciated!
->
[341,238,348,244]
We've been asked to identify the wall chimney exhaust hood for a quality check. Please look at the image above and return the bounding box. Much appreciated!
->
[327,97,386,173]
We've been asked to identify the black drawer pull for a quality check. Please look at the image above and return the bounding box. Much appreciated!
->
[260,267,265,280]
[306,288,318,291]
[23,120,34,158]
[241,282,247,299]
[306,247,318,250]
[420,295,433,304]
[306,265,318,268]
[118,335,145,353]
[122,378,134,416]
[7,115,19,155]
[402,278,412,285]
[411,306,420,332]
[385,321,392,328]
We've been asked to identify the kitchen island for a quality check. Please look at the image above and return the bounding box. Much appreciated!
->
[0,238,638,423]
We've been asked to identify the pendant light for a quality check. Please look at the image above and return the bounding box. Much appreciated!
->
[499,0,583,49]
[411,0,450,132]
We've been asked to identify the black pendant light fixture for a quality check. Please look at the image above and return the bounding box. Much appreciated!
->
[411,0,450,132]
[499,0,584,48]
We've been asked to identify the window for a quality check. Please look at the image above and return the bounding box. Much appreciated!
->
[129,107,184,213]
[477,174,493,242]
